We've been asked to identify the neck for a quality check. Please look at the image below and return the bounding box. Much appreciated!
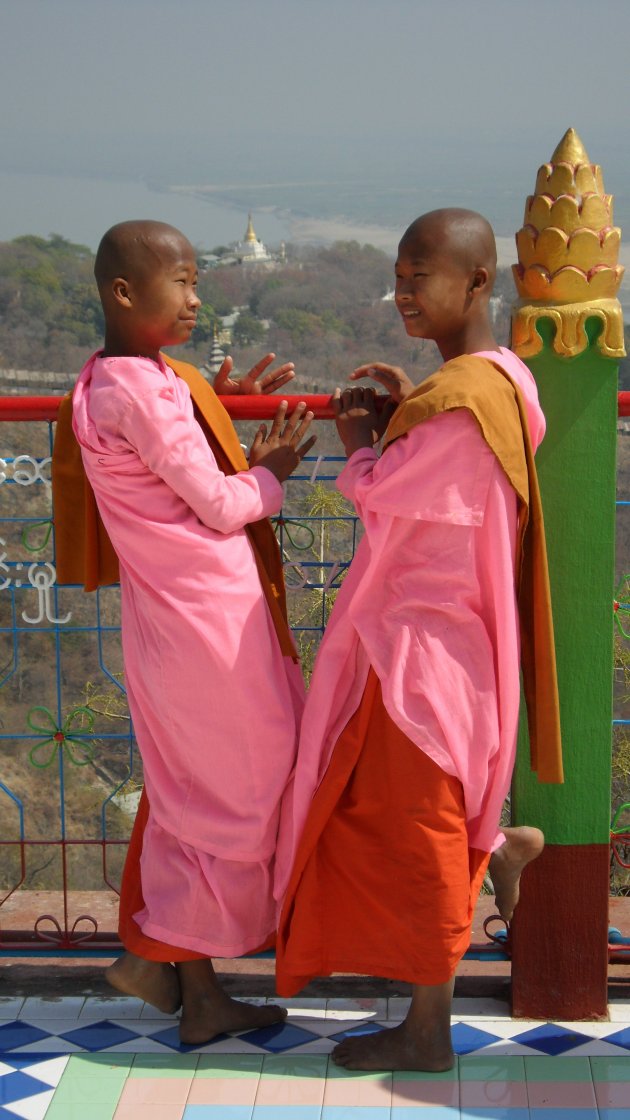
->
[437,320,499,364]
[102,328,160,362]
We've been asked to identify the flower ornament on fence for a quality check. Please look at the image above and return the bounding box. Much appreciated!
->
[613,575,630,639]
[611,802,630,871]
[27,705,96,769]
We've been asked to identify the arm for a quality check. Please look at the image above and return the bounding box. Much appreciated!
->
[120,389,310,535]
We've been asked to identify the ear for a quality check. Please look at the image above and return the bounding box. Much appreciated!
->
[469,267,490,295]
[111,277,133,309]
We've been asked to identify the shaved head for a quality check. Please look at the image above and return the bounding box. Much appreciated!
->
[94,220,194,290]
[399,208,497,282]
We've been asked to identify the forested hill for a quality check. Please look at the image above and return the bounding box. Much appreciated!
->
[0,232,538,395]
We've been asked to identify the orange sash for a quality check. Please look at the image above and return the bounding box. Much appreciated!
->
[383,355,563,784]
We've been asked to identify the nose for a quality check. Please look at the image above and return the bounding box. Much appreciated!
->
[188,289,202,309]
[395,277,412,302]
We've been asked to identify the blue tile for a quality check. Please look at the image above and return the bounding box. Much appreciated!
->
[183,1108,253,1120]
[253,1109,322,1119]
[604,1025,630,1050]
[510,1022,594,1055]
[0,1070,50,1105]
[598,1111,630,1120]
[60,1019,139,1051]
[461,1111,530,1120]
[239,1022,321,1053]
[0,1021,51,1050]
[530,1111,599,1120]
[147,1025,229,1052]
[451,1022,502,1054]
[322,1109,391,1120]
[328,1021,388,1043]
[392,1109,460,1120]
[0,1052,62,1070]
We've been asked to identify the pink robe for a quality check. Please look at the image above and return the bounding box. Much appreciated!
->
[72,352,304,955]
[275,348,545,902]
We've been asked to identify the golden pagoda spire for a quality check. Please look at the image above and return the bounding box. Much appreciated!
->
[511,128,625,358]
[244,213,257,243]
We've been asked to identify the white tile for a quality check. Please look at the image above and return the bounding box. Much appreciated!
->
[568,1039,630,1056]
[0,997,25,1019]
[555,1020,616,1038]
[326,998,387,1016]
[10,1038,83,1054]
[452,997,512,1020]
[608,1000,630,1023]
[21,1055,69,1084]
[480,1039,545,1055]
[278,1018,345,1038]
[80,996,144,1019]
[457,1019,541,1040]
[289,1037,336,1054]
[5,1088,55,1120]
[387,998,411,1021]
[190,1036,269,1054]
[139,1003,180,1020]
[270,998,328,1014]
[109,1036,177,1053]
[19,997,85,1020]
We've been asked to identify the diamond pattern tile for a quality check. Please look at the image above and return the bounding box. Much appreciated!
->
[0,996,628,1117]
[510,1023,597,1056]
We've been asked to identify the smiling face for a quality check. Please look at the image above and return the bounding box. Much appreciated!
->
[126,231,201,355]
[394,209,497,360]
[395,228,472,347]
[96,221,202,359]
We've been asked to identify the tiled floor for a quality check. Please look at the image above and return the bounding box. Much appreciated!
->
[1,994,629,1118]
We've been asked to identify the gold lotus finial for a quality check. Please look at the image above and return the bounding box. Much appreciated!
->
[511,128,625,358]
[550,127,590,166]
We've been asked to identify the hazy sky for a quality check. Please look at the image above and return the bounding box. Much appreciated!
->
[1,0,629,240]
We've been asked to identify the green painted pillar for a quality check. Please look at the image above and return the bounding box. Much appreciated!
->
[509,130,626,1019]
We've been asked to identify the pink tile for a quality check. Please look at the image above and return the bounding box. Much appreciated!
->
[594,1082,630,1108]
[255,1076,326,1106]
[116,1077,191,1106]
[392,1079,459,1107]
[113,1104,185,1120]
[323,1074,393,1106]
[527,1081,597,1108]
[460,1080,528,1108]
[187,1076,259,1105]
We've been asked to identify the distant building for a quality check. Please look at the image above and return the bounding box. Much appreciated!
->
[199,214,276,270]
[201,332,227,380]
[234,214,273,266]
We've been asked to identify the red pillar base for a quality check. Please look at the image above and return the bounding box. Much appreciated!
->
[510,843,610,1021]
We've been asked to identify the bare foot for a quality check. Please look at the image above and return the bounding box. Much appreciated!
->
[105,952,181,1014]
[179,994,287,1046]
[488,825,545,921]
[333,1022,454,1072]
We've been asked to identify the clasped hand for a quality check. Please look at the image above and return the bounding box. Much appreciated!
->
[332,386,396,458]
[249,402,316,483]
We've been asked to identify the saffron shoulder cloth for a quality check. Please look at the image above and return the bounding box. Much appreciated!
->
[51,354,296,659]
[383,354,563,784]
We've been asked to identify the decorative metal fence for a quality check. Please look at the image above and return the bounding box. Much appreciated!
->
[0,394,628,961]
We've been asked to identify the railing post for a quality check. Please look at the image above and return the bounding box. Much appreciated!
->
[509,129,625,1018]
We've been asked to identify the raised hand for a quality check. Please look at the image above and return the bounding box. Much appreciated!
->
[349,362,414,403]
[213,353,296,396]
[249,401,316,483]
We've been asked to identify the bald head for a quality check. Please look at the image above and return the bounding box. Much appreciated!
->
[399,209,497,284]
[94,220,194,291]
